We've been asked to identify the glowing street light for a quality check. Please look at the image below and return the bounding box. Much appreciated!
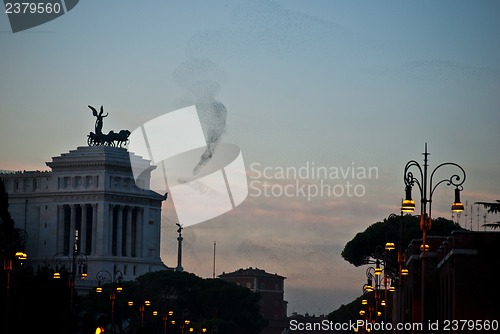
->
[96,269,123,330]
[402,143,465,324]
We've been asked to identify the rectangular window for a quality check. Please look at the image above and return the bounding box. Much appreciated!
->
[64,177,71,188]
[75,176,82,188]
[86,176,93,188]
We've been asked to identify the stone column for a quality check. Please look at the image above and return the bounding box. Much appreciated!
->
[95,202,109,256]
[108,204,114,255]
[57,205,65,254]
[126,206,133,257]
[116,205,123,257]
[131,207,137,257]
[136,207,143,258]
[69,204,77,256]
[81,204,88,255]
[91,204,98,255]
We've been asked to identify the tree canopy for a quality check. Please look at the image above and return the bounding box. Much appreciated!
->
[475,200,500,214]
[341,214,464,267]
[475,200,500,229]
[0,177,19,254]
[81,270,268,334]
[0,177,27,269]
[330,214,465,326]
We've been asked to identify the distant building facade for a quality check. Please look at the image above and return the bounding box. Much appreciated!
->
[219,267,288,334]
[393,230,500,332]
[1,145,169,286]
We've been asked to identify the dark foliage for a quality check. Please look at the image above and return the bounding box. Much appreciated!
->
[0,177,21,255]
[1,178,266,334]
[475,200,500,214]
[80,270,268,334]
[332,213,465,325]
[341,214,464,268]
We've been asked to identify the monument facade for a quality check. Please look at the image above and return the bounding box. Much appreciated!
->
[1,107,169,285]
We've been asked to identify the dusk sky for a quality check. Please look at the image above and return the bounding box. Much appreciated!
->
[1,1,500,315]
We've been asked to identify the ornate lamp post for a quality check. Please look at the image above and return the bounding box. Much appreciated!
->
[161,310,174,334]
[52,230,88,313]
[96,269,123,330]
[51,253,71,279]
[359,285,369,325]
[402,143,465,324]
[127,299,153,330]
[177,308,191,334]
[365,265,385,321]
[140,300,151,327]
[71,230,88,280]
[367,244,396,319]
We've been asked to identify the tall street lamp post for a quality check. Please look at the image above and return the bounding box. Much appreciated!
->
[96,269,123,331]
[52,230,88,313]
[70,230,87,312]
[363,250,394,328]
[126,299,152,330]
[161,310,174,334]
[401,143,465,325]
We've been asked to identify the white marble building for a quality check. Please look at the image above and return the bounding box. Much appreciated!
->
[1,145,169,287]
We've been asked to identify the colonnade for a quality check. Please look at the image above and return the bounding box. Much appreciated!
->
[57,204,144,258]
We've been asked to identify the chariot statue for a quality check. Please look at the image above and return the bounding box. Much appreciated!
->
[87,105,130,147]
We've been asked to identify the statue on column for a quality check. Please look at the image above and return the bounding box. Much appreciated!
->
[175,223,183,272]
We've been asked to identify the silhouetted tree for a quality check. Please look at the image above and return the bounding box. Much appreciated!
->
[81,270,267,334]
[475,200,500,229]
[475,200,500,214]
[331,214,465,326]
[0,177,17,251]
[327,296,363,324]
[341,214,464,268]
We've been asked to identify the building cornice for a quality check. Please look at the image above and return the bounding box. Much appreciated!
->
[437,248,479,269]
[9,190,164,205]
